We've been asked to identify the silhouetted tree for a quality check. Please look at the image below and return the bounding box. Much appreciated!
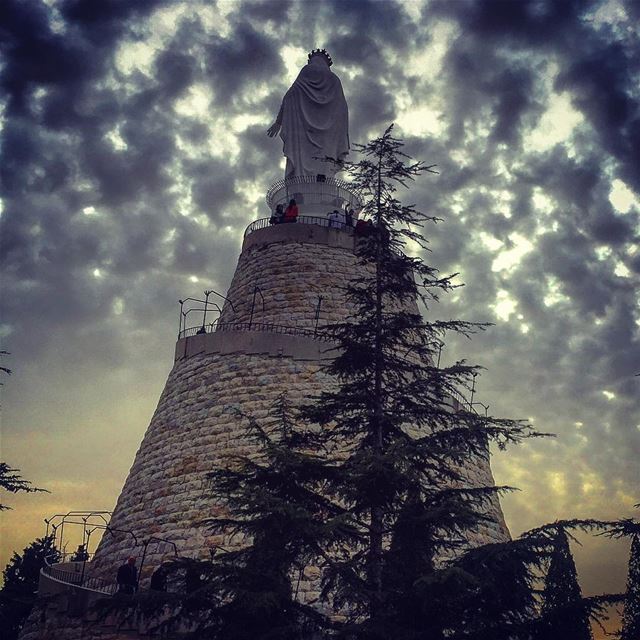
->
[302,126,541,639]
[622,532,640,640]
[0,350,11,379]
[605,511,640,640]
[194,396,350,640]
[101,396,350,639]
[0,536,60,640]
[536,527,592,640]
[0,463,47,511]
[1,354,46,510]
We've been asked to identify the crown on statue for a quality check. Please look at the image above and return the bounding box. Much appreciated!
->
[308,48,333,67]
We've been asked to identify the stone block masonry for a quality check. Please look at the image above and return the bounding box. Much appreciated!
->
[90,222,509,594]
[219,227,369,330]
[89,350,335,584]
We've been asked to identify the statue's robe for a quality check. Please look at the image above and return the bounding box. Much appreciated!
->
[279,58,349,178]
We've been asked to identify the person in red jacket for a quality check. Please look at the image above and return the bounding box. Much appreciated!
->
[283,198,299,223]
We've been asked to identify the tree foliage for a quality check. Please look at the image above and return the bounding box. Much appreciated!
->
[622,533,640,640]
[0,354,47,510]
[101,126,621,640]
[0,350,11,379]
[297,125,546,638]
[0,463,47,511]
[101,396,350,639]
[605,513,640,640]
[536,527,593,640]
[194,396,350,639]
[0,536,60,640]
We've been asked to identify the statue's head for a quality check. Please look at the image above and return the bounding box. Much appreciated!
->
[308,48,332,67]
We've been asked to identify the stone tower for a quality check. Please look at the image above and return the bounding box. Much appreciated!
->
[89,174,510,596]
[89,49,510,594]
[23,54,511,640]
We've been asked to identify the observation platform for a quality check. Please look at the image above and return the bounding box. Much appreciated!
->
[266,174,362,216]
[242,214,357,252]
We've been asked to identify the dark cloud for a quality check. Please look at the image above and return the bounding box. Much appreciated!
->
[204,22,283,105]
[185,158,238,219]
[431,0,594,45]
[556,42,640,191]
[348,76,396,135]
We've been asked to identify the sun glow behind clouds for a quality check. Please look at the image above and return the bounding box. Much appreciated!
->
[478,232,534,273]
[281,45,307,83]
[406,19,458,80]
[543,277,568,307]
[491,289,518,321]
[609,179,638,213]
[396,105,444,137]
[115,40,157,75]
[491,233,534,273]
[174,84,212,118]
[526,92,584,152]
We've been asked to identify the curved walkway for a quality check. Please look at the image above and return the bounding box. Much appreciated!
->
[175,327,339,362]
[242,216,355,252]
[40,561,116,596]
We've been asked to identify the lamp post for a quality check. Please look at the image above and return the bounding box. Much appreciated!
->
[469,372,479,410]
[314,296,323,336]
[249,286,265,329]
[199,290,213,334]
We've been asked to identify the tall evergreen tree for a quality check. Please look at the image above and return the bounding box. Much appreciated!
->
[0,536,60,640]
[303,126,540,639]
[536,527,592,640]
[605,512,640,640]
[622,532,640,640]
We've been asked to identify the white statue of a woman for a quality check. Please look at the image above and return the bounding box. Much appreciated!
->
[267,49,349,179]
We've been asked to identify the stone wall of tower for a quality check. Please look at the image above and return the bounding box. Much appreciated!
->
[90,223,509,593]
[90,225,367,586]
[217,224,374,329]
[89,348,336,587]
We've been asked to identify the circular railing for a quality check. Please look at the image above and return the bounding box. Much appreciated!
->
[41,560,117,595]
[179,320,333,342]
[266,175,363,211]
[244,214,354,238]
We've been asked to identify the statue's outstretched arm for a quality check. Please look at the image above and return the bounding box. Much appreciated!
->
[267,102,284,137]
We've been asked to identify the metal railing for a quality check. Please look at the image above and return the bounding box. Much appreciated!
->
[266,174,362,211]
[42,562,118,595]
[244,215,354,238]
[179,320,333,341]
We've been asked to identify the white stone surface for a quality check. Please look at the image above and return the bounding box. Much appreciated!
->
[268,53,349,179]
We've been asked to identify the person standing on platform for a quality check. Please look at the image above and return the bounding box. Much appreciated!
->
[116,557,138,594]
[283,199,299,223]
[345,207,354,228]
[270,203,284,225]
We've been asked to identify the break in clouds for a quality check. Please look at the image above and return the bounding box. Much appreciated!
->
[1,0,638,587]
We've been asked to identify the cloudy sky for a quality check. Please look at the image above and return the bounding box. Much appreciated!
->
[1,0,638,630]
